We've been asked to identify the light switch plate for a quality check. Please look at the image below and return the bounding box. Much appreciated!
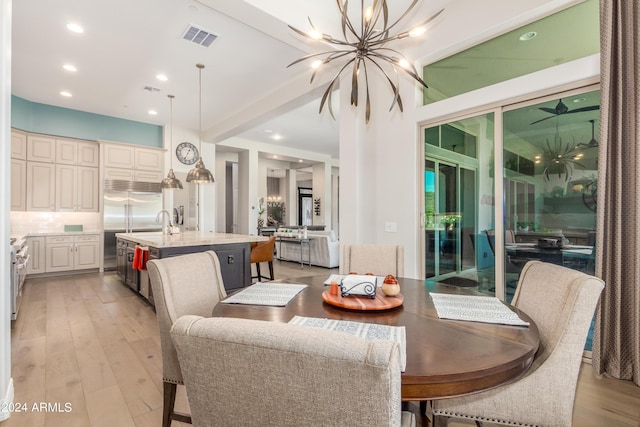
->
[384,222,397,232]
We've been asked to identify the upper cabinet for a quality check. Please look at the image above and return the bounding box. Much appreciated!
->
[11,130,27,160]
[102,142,164,182]
[27,135,56,163]
[56,138,99,167]
[103,144,135,169]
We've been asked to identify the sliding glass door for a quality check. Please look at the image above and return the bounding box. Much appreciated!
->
[424,113,495,294]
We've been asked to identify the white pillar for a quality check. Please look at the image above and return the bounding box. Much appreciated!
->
[0,0,13,419]
[238,149,259,234]
[286,169,297,226]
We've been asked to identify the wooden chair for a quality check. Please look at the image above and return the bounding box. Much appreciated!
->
[430,261,604,426]
[170,315,416,427]
[250,236,276,282]
[340,244,404,277]
[147,251,227,427]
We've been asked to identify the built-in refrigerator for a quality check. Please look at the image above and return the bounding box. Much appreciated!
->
[103,179,163,270]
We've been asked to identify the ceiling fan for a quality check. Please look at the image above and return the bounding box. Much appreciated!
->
[576,119,599,148]
[530,99,600,125]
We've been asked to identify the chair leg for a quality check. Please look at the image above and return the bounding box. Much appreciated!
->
[256,263,262,281]
[268,261,274,280]
[162,382,177,427]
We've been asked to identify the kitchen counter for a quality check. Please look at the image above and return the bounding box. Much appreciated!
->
[115,231,267,306]
[115,231,267,248]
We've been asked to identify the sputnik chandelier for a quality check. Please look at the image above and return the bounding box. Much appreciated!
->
[288,0,443,123]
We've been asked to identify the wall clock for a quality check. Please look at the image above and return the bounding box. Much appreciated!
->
[176,142,199,165]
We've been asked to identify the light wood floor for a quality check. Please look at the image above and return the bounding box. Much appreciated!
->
[5,261,640,427]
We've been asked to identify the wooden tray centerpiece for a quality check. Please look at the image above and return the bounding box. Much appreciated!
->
[322,288,404,311]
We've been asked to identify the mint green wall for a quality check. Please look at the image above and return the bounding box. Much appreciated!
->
[11,95,162,147]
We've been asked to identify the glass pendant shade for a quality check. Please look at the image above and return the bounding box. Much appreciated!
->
[186,158,214,183]
[161,168,183,189]
[187,63,214,184]
[161,94,184,189]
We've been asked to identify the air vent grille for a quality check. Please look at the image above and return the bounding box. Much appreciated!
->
[144,86,161,93]
[183,24,217,47]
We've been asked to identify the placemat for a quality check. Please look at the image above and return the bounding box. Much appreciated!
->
[289,316,406,371]
[221,283,307,306]
[430,293,530,326]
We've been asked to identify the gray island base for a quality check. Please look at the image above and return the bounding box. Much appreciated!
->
[115,231,267,306]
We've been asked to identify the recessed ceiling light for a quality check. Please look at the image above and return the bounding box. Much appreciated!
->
[60,91,72,97]
[518,31,537,41]
[264,129,273,133]
[63,64,77,72]
[572,97,586,103]
[272,134,282,141]
[156,74,168,82]
[298,159,303,163]
[273,155,278,159]
[148,110,158,115]
[66,23,84,33]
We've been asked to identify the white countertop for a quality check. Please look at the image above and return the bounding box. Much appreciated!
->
[21,231,101,237]
[115,231,268,248]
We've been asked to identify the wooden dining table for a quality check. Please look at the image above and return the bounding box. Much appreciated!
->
[212,275,540,401]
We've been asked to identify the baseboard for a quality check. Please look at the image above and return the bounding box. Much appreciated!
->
[0,378,14,422]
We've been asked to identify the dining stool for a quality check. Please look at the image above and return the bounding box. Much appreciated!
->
[251,236,276,282]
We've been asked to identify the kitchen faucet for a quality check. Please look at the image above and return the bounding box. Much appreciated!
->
[156,210,173,235]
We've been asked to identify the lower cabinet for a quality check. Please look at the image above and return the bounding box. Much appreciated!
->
[44,234,100,273]
[26,236,46,275]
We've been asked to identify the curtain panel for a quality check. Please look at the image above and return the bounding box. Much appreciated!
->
[593,0,640,386]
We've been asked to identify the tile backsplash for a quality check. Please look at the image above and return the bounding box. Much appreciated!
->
[11,212,101,236]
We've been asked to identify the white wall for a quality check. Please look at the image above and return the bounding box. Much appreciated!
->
[0,0,12,419]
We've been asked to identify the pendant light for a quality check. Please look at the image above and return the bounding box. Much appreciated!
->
[160,94,184,189]
[186,63,214,184]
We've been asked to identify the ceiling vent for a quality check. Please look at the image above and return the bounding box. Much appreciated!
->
[144,86,161,93]
[182,24,218,47]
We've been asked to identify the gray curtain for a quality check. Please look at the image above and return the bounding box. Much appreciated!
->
[593,0,640,386]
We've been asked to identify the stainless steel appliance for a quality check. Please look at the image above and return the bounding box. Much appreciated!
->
[103,180,163,270]
[10,238,30,320]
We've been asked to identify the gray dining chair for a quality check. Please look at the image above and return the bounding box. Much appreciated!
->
[340,244,404,277]
[170,315,416,427]
[147,251,227,427]
[430,260,604,427]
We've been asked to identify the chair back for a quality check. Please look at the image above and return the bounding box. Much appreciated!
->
[170,315,404,427]
[433,261,604,426]
[250,236,276,263]
[147,251,227,385]
[340,244,404,276]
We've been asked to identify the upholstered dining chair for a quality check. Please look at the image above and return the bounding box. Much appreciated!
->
[250,236,276,282]
[147,251,228,427]
[430,260,604,427]
[340,244,404,277]
[170,315,416,427]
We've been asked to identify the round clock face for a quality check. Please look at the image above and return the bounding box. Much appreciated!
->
[176,142,199,165]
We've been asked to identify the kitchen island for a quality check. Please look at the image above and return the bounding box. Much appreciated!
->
[115,231,267,305]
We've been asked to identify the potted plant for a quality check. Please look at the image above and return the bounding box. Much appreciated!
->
[441,214,461,231]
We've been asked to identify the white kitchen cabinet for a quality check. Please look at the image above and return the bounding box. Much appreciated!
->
[56,138,99,167]
[55,165,99,212]
[11,130,27,160]
[26,162,56,211]
[74,234,100,270]
[27,135,56,163]
[134,170,164,182]
[103,144,135,169]
[11,159,26,211]
[135,147,164,171]
[45,234,100,273]
[26,236,46,275]
[45,235,74,273]
[104,167,135,180]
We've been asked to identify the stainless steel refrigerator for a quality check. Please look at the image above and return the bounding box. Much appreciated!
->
[103,179,163,270]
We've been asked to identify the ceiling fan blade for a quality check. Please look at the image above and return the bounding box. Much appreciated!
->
[538,107,558,114]
[567,105,600,114]
[530,115,556,125]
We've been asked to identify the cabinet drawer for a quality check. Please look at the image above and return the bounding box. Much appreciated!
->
[104,167,135,180]
[46,235,73,244]
[75,234,99,243]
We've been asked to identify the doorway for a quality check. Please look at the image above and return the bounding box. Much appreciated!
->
[298,187,313,226]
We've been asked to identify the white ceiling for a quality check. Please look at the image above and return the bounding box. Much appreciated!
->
[11,0,568,161]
